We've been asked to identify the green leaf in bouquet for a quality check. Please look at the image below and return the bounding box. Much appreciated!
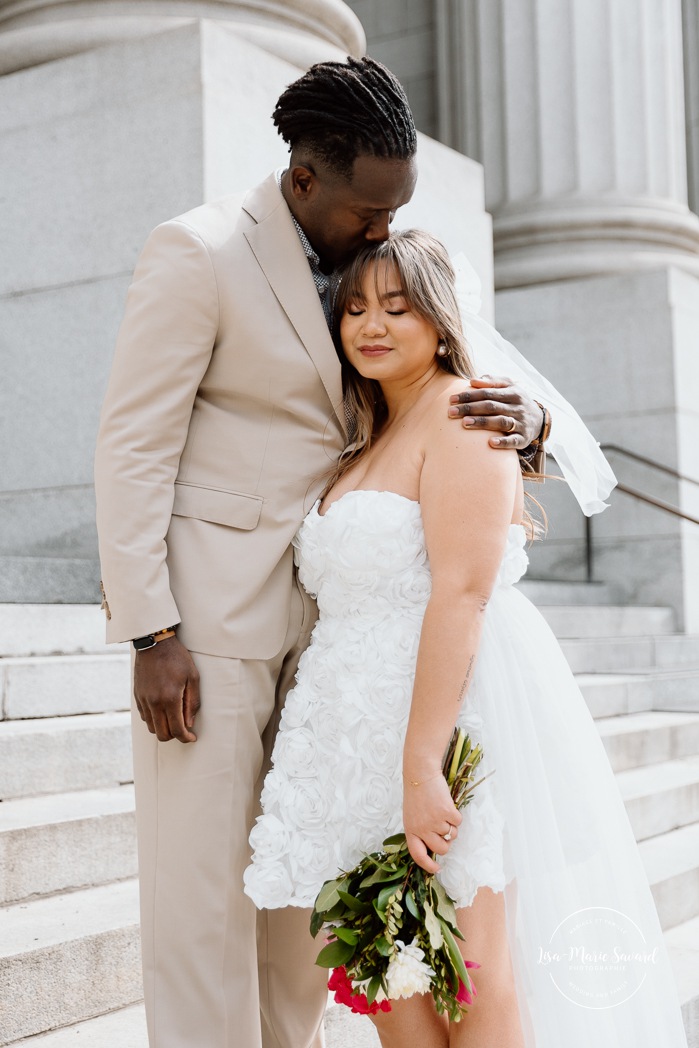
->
[430,878,459,929]
[446,728,467,785]
[359,868,390,888]
[359,925,384,952]
[366,975,383,1006]
[360,865,406,888]
[377,883,401,913]
[322,901,349,923]
[315,938,356,969]
[374,934,393,957]
[333,927,360,945]
[337,890,371,913]
[381,832,408,851]
[314,877,348,914]
[423,900,444,950]
[309,908,325,939]
[404,888,420,919]
[441,920,471,986]
[373,897,388,924]
[412,870,429,906]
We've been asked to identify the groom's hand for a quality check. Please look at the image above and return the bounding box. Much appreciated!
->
[134,636,200,744]
[448,374,544,450]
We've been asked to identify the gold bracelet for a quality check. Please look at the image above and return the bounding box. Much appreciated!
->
[404,771,442,788]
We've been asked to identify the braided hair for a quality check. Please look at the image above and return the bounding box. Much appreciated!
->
[273,56,417,179]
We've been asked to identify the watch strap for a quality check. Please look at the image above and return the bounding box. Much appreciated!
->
[133,626,177,651]
[533,401,552,445]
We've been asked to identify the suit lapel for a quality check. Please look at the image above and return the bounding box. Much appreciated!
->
[243,176,347,438]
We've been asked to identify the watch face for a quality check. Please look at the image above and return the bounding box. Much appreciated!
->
[133,635,156,651]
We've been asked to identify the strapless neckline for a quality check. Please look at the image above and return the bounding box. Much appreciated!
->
[315,488,525,537]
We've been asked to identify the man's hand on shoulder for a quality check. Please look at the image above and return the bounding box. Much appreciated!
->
[447,374,544,451]
[134,636,200,744]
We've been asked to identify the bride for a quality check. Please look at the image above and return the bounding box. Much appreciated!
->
[244,230,688,1047]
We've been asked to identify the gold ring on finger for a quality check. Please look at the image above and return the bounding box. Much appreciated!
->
[505,417,517,433]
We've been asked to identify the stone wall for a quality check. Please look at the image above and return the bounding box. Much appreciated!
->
[345,0,437,136]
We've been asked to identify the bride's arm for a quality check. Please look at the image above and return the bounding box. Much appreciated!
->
[403,420,521,873]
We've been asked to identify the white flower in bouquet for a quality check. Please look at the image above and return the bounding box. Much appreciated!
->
[385,939,435,1000]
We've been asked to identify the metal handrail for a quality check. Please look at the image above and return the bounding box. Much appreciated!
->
[583,444,699,581]
[600,443,699,488]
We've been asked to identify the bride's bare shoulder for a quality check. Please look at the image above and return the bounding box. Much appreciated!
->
[424,375,503,457]
[425,376,475,430]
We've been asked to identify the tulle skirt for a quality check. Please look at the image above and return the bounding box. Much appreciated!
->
[246,504,688,1046]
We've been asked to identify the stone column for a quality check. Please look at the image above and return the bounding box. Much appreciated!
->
[683,0,699,215]
[437,0,699,289]
[0,0,364,73]
[436,0,699,630]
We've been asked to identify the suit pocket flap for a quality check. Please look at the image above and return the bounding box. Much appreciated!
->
[172,483,263,531]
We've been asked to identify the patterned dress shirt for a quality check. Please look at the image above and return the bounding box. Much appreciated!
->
[277,169,339,328]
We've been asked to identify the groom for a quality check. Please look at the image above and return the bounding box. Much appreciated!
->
[95,57,545,1048]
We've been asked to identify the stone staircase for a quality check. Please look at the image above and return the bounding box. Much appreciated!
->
[1,597,698,1048]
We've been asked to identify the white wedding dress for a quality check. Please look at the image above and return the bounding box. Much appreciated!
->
[244,489,688,1046]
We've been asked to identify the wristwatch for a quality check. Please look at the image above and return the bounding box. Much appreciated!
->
[132,626,177,651]
[533,402,552,446]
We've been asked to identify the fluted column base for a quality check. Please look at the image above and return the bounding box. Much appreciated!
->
[494,199,699,289]
[0,0,364,76]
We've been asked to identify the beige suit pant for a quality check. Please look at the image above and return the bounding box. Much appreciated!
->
[131,582,328,1048]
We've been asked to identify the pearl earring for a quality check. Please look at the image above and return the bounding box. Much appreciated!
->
[437,341,448,357]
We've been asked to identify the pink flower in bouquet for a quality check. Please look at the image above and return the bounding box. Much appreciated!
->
[457,961,481,1006]
[328,967,392,1016]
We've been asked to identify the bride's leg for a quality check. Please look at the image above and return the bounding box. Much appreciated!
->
[370,994,448,1048]
[449,886,525,1048]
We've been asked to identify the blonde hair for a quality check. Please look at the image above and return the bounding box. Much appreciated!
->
[326,229,474,491]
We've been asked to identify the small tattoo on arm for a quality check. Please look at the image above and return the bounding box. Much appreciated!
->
[458,656,475,702]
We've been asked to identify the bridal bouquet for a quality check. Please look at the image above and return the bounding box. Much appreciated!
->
[310,728,488,1022]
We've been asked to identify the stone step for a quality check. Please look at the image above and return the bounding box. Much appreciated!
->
[1,651,695,727]
[2,1004,148,1048]
[667,915,699,1047]
[640,823,699,932]
[1,654,130,720]
[0,559,100,607]
[517,579,617,605]
[0,712,132,801]
[579,669,699,718]
[561,634,699,674]
[325,1005,380,1047]
[597,711,699,771]
[656,635,699,671]
[0,1002,384,1048]
[0,879,379,1048]
[617,756,699,841]
[0,785,136,905]
[0,880,141,1046]
[7,945,698,1048]
[539,604,676,639]
[0,604,126,658]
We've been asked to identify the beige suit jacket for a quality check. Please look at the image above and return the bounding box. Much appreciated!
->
[94,174,347,660]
